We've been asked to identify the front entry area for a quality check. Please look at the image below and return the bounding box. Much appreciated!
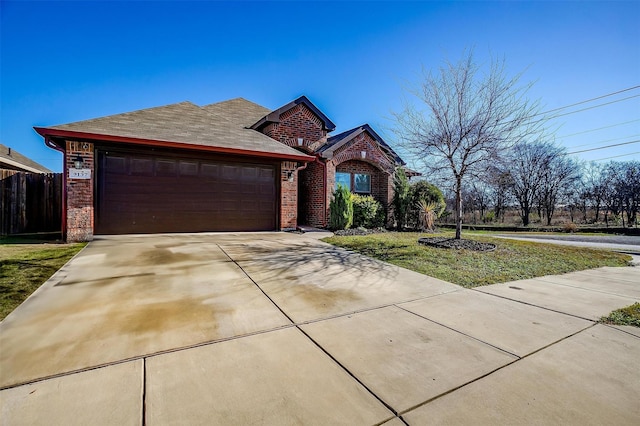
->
[96,149,277,234]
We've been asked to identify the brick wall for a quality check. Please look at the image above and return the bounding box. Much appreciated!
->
[65,140,94,242]
[328,132,395,224]
[280,161,298,230]
[298,160,326,228]
[262,104,327,152]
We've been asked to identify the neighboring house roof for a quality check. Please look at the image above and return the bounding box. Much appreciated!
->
[250,95,336,132]
[318,124,405,165]
[0,143,52,173]
[35,100,313,162]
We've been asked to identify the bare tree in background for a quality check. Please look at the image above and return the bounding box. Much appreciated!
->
[394,50,544,239]
[507,141,550,226]
[537,146,580,225]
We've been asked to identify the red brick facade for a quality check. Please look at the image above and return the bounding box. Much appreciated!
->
[262,104,328,153]
[259,105,398,228]
[51,96,403,241]
[65,140,94,242]
[280,161,299,230]
[298,159,326,228]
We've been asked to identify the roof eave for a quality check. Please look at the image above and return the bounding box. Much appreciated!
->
[35,127,315,163]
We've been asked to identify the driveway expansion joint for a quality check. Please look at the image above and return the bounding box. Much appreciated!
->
[395,303,522,359]
[470,287,600,322]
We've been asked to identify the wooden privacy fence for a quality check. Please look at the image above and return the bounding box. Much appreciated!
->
[1,170,62,236]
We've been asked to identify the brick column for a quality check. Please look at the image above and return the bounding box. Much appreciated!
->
[280,161,298,230]
[66,141,94,242]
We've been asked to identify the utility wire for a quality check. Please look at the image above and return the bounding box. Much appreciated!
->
[557,118,640,139]
[499,92,640,128]
[544,94,640,121]
[566,134,640,149]
[534,85,640,117]
[567,139,640,154]
[592,152,640,161]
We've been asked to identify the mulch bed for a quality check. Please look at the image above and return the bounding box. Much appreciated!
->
[418,237,497,252]
[333,228,388,236]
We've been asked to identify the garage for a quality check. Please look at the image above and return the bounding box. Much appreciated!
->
[96,149,277,234]
[35,99,314,241]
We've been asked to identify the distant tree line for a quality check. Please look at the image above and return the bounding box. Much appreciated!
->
[449,145,639,228]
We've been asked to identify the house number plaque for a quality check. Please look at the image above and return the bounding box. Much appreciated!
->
[69,168,91,179]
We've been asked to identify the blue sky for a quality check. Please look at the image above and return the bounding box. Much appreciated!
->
[1,0,639,173]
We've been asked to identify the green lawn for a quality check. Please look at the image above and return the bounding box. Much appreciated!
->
[0,241,86,320]
[600,303,640,327]
[323,231,631,287]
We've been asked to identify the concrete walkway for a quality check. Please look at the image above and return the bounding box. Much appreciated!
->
[1,232,638,425]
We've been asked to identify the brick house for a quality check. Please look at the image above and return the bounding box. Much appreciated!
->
[36,96,407,242]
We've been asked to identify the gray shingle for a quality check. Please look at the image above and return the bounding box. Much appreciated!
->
[44,100,310,158]
[0,143,52,173]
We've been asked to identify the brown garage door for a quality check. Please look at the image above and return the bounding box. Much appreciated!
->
[96,150,277,234]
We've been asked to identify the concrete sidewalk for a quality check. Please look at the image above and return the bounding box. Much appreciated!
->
[1,232,639,425]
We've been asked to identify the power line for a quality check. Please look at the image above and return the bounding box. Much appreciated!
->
[535,85,640,117]
[557,119,640,139]
[566,134,640,149]
[501,92,640,128]
[567,139,640,154]
[592,152,640,161]
[545,94,640,121]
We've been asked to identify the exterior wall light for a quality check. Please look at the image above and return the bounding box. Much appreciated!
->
[286,171,295,182]
[73,155,84,169]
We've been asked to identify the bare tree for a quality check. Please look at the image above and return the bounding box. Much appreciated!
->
[582,162,606,223]
[394,50,543,238]
[486,165,512,222]
[537,147,580,225]
[507,141,551,226]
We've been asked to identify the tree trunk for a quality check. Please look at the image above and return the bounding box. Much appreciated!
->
[521,207,530,226]
[455,179,462,239]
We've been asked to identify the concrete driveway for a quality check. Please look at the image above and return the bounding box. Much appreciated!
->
[1,232,639,425]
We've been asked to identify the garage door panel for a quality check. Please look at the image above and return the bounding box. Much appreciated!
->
[97,151,277,234]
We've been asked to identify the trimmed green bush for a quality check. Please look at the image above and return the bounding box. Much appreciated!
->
[352,194,385,228]
[329,184,353,230]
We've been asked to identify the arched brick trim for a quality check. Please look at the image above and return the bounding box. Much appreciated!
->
[331,132,395,174]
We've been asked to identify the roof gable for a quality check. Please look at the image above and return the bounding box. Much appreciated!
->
[319,124,404,165]
[250,96,336,132]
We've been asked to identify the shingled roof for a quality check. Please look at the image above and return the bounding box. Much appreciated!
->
[0,143,52,173]
[35,99,313,161]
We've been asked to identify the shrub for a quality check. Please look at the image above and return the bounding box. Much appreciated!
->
[352,194,385,228]
[407,180,446,228]
[482,211,496,223]
[392,167,411,230]
[329,184,353,230]
[416,200,437,231]
[563,222,578,233]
